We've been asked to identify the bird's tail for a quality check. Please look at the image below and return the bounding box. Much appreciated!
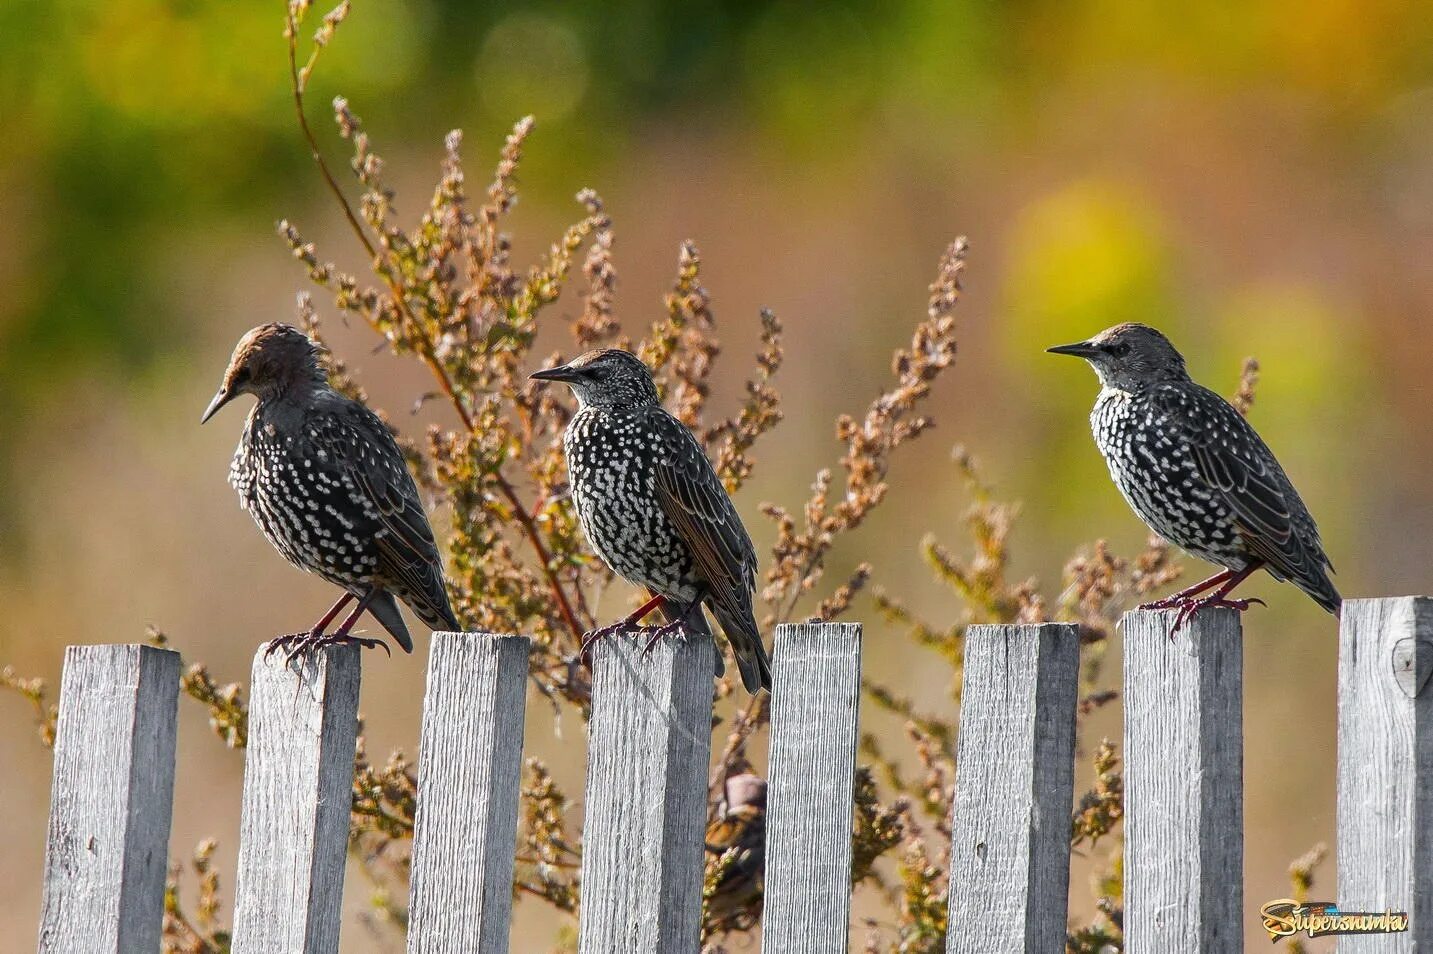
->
[366,590,415,654]
[406,577,462,634]
[1299,569,1343,618]
[711,604,773,695]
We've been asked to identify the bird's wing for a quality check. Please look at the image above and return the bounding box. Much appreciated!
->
[1149,382,1332,582]
[309,398,456,628]
[648,409,760,636]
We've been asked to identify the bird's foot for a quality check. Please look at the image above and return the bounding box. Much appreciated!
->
[266,630,392,667]
[264,631,311,661]
[639,620,686,657]
[579,620,640,669]
[1166,596,1267,640]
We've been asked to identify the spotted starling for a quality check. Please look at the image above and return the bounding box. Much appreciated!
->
[1048,323,1340,630]
[202,323,460,659]
[530,349,773,694]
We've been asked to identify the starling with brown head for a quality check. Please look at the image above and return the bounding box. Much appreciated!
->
[530,348,773,694]
[202,323,460,660]
[1048,323,1340,631]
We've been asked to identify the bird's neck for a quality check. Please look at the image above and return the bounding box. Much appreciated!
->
[574,396,651,414]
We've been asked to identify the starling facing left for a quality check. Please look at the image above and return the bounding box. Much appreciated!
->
[531,349,773,694]
[202,323,460,661]
[1049,323,1340,631]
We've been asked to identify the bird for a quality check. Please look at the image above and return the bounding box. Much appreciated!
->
[201,323,460,661]
[1048,322,1340,632]
[529,348,773,694]
[703,773,767,934]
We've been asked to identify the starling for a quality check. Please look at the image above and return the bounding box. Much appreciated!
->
[703,773,767,933]
[1048,323,1340,631]
[202,323,460,660]
[530,349,773,694]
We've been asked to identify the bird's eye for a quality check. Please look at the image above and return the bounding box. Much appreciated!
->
[232,366,251,385]
[1108,342,1131,358]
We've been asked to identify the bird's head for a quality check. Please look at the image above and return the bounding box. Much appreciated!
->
[201,323,326,423]
[529,348,661,409]
[1047,322,1189,391]
[722,773,768,812]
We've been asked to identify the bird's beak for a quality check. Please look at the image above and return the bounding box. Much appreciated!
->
[200,386,235,424]
[1046,340,1101,359]
[529,364,581,384]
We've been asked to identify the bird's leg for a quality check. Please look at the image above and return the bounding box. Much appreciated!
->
[325,589,393,654]
[1138,570,1233,610]
[283,588,391,666]
[642,587,709,656]
[580,593,668,668]
[264,592,354,660]
[1168,560,1267,638]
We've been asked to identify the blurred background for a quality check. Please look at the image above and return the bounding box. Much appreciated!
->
[3,0,1432,948]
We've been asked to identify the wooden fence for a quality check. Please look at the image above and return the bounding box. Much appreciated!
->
[34,597,1433,953]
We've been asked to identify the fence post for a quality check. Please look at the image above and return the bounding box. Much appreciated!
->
[231,644,361,954]
[578,629,715,953]
[945,623,1079,953]
[1122,607,1242,953]
[1336,596,1433,950]
[38,644,181,954]
[762,622,863,953]
[407,632,532,954]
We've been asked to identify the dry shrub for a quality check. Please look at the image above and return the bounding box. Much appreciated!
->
[0,6,1278,952]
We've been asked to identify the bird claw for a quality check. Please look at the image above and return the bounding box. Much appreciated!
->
[640,621,685,656]
[579,621,637,670]
[1165,596,1267,640]
[578,619,685,669]
[264,632,311,661]
[265,630,391,668]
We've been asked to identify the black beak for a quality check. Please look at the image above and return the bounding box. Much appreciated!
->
[200,386,235,424]
[529,364,581,384]
[1046,340,1102,359]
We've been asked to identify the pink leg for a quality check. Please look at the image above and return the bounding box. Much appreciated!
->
[642,588,708,656]
[1167,560,1266,638]
[279,588,394,666]
[580,592,669,668]
[1138,569,1233,610]
[331,589,377,637]
[264,592,355,660]
[310,592,355,634]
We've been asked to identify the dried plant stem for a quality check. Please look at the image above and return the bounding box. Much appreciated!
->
[284,7,584,643]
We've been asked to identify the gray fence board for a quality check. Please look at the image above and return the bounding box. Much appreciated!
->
[946,623,1079,953]
[407,632,532,954]
[1123,607,1242,953]
[577,629,715,953]
[231,644,361,954]
[762,622,863,954]
[38,644,181,954]
[1336,596,1433,951]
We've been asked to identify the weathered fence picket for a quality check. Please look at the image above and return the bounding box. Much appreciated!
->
[38,644,180,954]
[231,644,362,954]
[577,628,716,953]
[407,632,532,954]
[762,621,863,953]
[1123,607,1243,953]
[1337,597,1433,951]
[946,623,1080,954]
[35,596,1433,952]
